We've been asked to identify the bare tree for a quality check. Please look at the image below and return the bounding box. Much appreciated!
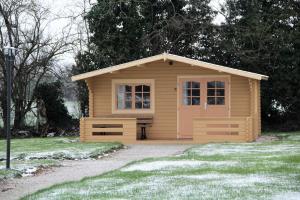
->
[0,0,73,131]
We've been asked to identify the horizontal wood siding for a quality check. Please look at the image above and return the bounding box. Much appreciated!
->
[87,60,257,140]
[193,117,252,142]
[230,75,250,117]
[80,117,137,143]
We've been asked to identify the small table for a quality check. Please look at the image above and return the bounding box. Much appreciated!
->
[136,117,153,140]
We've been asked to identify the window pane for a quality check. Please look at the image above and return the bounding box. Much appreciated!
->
[192,89,200,96]
[192,97,200,105]
[135,101,142,109]
[135,93,142,102]
[207,81,216,88]
[216,97,225,105]
[143,85,150,92]
[216,89,225,96]
[183,81,191,89]
[207,89,215,96]
[183,96,191,105]
[216,81,225,88]
[125,101,132,109]
[135,85,143,92]
[143,100,150,109]
[187,97,191,105]
[125,85,132,92]
[183,82,188,89]
[118,85,125,93]
[144,93,150,101]
[192,82,200,89]
[125,93,132,101]
[183,89,191,97]
[117,96,124,109]
[117,85,125,109]
[207,97,215,105]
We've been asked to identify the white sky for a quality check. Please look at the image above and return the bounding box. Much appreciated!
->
[45,0,226,66]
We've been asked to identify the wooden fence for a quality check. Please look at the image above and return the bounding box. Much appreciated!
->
[193,117,253,142]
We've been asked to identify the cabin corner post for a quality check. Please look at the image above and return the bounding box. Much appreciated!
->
[245,117,253,142]
[85,79,94,117]
[253,80,259,139]
[257,81,261,136]
[80,117,86,142]
[249,79,259,141]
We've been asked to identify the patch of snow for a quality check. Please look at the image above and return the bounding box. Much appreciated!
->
[272,192,300,200]
[22,167,38,177]
[29,172,300,200]
[178,173,275,187]
[47,132,55,137]
[223,174,274,187]
[189,143,300,156]
[287,135,300,141]
[178,173,222,180]
[21,150,94,160]
[121,160,237,172]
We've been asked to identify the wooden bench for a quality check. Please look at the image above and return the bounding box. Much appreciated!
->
[95,114,153,140]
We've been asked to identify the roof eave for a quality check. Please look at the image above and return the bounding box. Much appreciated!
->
[166,54,268,81]
[71,54,165,81]
[71,53,269,81]
[261,76,269,80]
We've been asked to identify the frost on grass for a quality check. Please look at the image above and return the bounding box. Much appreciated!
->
[0,138,122,161]
[0,138,122,180]
[12,147,115,160]
[24,136,300,200]
[121,160,237,172]
[27,173,299,200]
[178,173,276,187]
[272,192,300,200]
[188,142,300,157]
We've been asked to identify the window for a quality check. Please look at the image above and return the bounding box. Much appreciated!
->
[113,79,154,113]
[183,81,200,105]
[207,81,225,105]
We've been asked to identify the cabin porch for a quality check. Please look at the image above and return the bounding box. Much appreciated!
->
[79,115,256,144]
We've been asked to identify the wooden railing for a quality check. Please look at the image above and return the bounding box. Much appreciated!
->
[193,117,253,142]
[80,117,137,143]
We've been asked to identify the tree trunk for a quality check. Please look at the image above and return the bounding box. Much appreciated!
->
[13,107,26,130]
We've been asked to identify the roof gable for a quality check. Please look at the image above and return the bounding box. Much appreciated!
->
[71,53,269,81]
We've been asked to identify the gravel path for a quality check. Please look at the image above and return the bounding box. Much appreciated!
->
[0,144,192,200]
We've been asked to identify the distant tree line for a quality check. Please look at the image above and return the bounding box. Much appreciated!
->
[0,0,75,136]
[73,0,300,131]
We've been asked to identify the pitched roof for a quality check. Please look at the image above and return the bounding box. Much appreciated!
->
[71,53,269,81]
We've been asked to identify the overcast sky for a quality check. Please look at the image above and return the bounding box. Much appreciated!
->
[45,0,226,66]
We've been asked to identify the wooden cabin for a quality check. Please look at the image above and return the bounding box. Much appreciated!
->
[72,53,268,144]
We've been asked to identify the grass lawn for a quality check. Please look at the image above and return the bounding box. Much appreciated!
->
[23,132,300,200]
[0,137,122,180]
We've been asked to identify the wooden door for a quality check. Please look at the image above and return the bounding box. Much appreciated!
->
[178,77,229,138]
[178,78,204,138]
